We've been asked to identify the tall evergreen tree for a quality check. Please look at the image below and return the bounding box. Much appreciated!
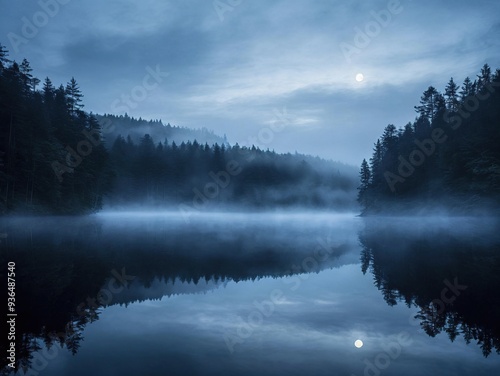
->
[381,124,398,152]
[415,86,440,121]
[444,78,459,112]
[43,77,55,102]
[65,77,84,114]
[0,43,10,69]
[358,159,371,207]
[369,140,383,187]
[19,58,39,92]
[477,64,492,92]
[460,77,475,100]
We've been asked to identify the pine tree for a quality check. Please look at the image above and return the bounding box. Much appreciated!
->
[20,58,39,92]
[358,159,371,208]
[494,69,500,82]
[65,77,84,114]
[434,93,447,124]
[459,77,474,101]
[43,77,55,102]
[482,64,492,80]
[381,124,398,152]
[415,86,440,121]
[444,78,459,112]
[460,77,477,102]
[0,43,10,70]
[369,140,383,187]
[477,64,491,92]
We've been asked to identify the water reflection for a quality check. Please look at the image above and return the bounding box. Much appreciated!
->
[358,216,500,357]
[0,213,358,374]
[1,214,499,375]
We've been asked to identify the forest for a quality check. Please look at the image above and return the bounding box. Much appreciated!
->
[4,39,499,216]
[106,130,356,210]
[0,44,111,214]
[0,44,357,215]
[358,64,500,214]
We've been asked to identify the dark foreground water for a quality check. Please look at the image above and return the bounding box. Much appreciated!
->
[1,212,499,376]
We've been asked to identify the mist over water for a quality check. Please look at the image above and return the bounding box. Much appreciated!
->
[1,212,500,375]
[1,1,500,374]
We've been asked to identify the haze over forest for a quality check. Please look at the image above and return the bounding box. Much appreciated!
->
[1,43,499,215]
[1,0,500,215]
[2,2,500,376]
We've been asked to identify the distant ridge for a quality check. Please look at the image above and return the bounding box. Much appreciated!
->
[95,113,227,147]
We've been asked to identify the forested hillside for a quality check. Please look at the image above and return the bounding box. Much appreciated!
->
[358,64,500,214]
[107,135,357,209]
[0,44,357,215]
[95,113,226,147]
[0,45,112,214]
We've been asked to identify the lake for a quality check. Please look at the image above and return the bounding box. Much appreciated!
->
[1,212,499,376]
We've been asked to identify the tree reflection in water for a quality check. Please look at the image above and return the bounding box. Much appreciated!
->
[359,217,500,357]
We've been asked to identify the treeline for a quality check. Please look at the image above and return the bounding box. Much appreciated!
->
[0,44,112,215]
[0,44,357,215]
[96,113,226,147]
[108,134,357,209]
[358,64,500,213]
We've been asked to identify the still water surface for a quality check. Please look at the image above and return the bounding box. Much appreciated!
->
[1,213,499,375]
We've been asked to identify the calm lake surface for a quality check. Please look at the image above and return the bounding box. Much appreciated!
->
[1,212,499,376]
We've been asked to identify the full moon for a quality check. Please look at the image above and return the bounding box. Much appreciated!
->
[355,73,364,82]
[354,340,364,348]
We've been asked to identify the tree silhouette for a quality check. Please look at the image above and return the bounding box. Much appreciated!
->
[359,218,500,357]
[357,159,371,208]
[415,86,442,122]
[460,77,475,100]
[445,78,459,112]
[477,64,492,92]
[0,45,111,214]
[358,64,500,214]
[65,77,84,114]
[0,43,10,69]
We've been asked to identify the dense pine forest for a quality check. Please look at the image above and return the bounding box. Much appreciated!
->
[0,44,357,215]
[0,44,112,215]
[106,134,357,209]
[358,65,500,214]
[5,39,499,216]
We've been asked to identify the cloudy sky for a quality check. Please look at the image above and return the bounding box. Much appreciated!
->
[1,0,500,165]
